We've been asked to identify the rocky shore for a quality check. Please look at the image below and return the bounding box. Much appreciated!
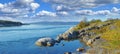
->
[35,19,120,54]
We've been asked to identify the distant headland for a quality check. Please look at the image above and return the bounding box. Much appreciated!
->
[0,20,28,27]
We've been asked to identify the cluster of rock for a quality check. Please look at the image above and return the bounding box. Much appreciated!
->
[35,22,112,47]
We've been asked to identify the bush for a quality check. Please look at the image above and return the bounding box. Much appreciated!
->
[75,21,89,30]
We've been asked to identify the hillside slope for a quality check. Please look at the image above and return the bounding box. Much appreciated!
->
[74,19,120,54]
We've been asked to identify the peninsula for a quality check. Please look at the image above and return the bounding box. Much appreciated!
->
[0,20,24,27]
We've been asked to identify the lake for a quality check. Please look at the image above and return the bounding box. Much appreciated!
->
[0,22,86,54]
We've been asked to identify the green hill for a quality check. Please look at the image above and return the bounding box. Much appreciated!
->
[0,20,23,27]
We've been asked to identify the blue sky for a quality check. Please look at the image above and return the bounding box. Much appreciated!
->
[0,0,120,22]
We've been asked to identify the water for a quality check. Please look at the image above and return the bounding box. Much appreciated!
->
[0,22,86,54]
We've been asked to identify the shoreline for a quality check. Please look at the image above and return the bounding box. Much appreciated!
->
[35,19,120,54]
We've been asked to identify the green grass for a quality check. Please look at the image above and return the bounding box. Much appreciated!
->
[101,20,120,49]
[75,19,120,50]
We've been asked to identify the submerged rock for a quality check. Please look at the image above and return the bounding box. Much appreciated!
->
[64,52,71,54]
[35,37,56,47]
[61,43,65,46]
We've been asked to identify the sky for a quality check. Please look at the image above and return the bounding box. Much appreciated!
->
[0,0,120,22]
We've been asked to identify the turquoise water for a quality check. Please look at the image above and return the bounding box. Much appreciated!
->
[0,23,85,54]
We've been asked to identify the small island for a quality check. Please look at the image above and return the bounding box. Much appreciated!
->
[0,20,24,27]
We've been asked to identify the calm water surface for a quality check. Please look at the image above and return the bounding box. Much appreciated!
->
[0,23,86,54]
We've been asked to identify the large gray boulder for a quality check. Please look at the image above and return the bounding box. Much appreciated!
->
[62,30,79,40]
[59,27,79,40]
[35,37,56,47]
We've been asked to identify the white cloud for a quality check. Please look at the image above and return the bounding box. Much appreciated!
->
[0,3,4,9]
[111,7,120,13]
[43,0,120,11]
[56,5,74,11]
[36,10,57,17]
[30,3,40,10]
[57,11,68,16]
[75,10,93,15]
[94,10,111,15]
[18,0,34,3]
[0,0,40,19]
[23,15,28,17]
[75,9,111,15]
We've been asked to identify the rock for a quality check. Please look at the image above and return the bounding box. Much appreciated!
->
[95,26,100,29]
[47,42,54,46]
[79,29,85,33]
[35,41,46,46]
[61,31,79,40]
[98,25,103,28]
[76,48,85,52]
[103,23,109,26]
[79,32,86,36]
[64,52,71,54]
[72,31,79,36]
[87,39,94,46]
[87,27,92,30]
[89,32,95,36]
[56,35,63,43]
[82,36,90,42]
[62,34,70,40]
[95,36,100,39]
[62,43,65,46]
[35,37,56,47]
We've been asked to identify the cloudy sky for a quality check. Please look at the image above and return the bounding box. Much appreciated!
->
[0,0,120,22]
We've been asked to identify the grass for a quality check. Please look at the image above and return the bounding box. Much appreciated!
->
[75,19,120,50]
[101,20,120,49]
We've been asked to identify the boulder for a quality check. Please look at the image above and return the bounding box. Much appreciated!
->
[87,27,92,30]
[61,31,79,40]
[64,52,71,54]
[86,39,95,46]
[95,36,100,39]
[35,37,56,47]
[76,48,85,52]
[98,25,103,28]
[56,35,63,43]
[79,29,85,33]
[82,36,90,42]
[61,43,65,46]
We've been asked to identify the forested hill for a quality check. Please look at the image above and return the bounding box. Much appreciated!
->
[0,20,23,27]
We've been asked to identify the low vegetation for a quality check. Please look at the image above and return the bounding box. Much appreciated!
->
[101,19,120,49]
[75,18,120,50]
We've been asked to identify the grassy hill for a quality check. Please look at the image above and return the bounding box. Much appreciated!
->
[73,19,120,54]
